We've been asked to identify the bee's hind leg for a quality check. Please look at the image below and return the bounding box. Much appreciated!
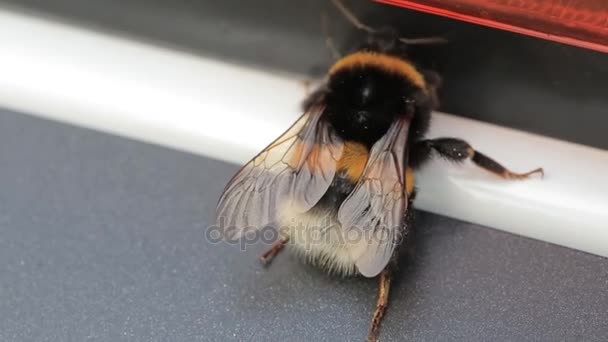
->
[415,138,544,180]
[259,237,289,267]
[368,268,392,342]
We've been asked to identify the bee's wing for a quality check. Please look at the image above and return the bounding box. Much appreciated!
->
[216,105,343,238]
[337,118,410,277]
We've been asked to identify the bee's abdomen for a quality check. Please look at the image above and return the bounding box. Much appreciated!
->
[279,141,415,276]
[313,141,416,210]
[311,141,369,211]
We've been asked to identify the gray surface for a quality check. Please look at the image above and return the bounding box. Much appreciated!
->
[2,0,608,150]
[1,109,607,341]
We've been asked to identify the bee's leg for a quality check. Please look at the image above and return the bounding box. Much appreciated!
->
[416,138,544,180]
[367,268,392,342]
[259,237,289,266]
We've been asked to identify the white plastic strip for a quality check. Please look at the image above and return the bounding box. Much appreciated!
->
[0,9,606,257]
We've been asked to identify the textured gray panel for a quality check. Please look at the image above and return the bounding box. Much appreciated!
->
[0,110,606,341]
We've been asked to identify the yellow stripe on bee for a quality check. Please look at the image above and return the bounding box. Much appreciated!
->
[329,51,426,90]
[337,141,415,194]
[406,167,415,195]
[337,142,369,183]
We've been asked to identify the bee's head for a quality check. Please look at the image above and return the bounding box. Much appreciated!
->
[327,0,446,60]
[357,28,409,57]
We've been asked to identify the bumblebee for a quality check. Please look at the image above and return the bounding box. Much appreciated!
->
[216,1,543,340]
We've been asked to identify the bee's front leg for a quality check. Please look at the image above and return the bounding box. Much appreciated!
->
[368,268,392,342]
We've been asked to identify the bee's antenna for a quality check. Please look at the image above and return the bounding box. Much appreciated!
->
[321,11,342,60]
[330,0,376,33]
[330,0,447,46]
[399,36,448,45]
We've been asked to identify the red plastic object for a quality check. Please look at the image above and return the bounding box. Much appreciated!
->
[375,0,608,53]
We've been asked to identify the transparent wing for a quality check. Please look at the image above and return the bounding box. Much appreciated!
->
[337,118,410,277]
[216,106,343,239]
